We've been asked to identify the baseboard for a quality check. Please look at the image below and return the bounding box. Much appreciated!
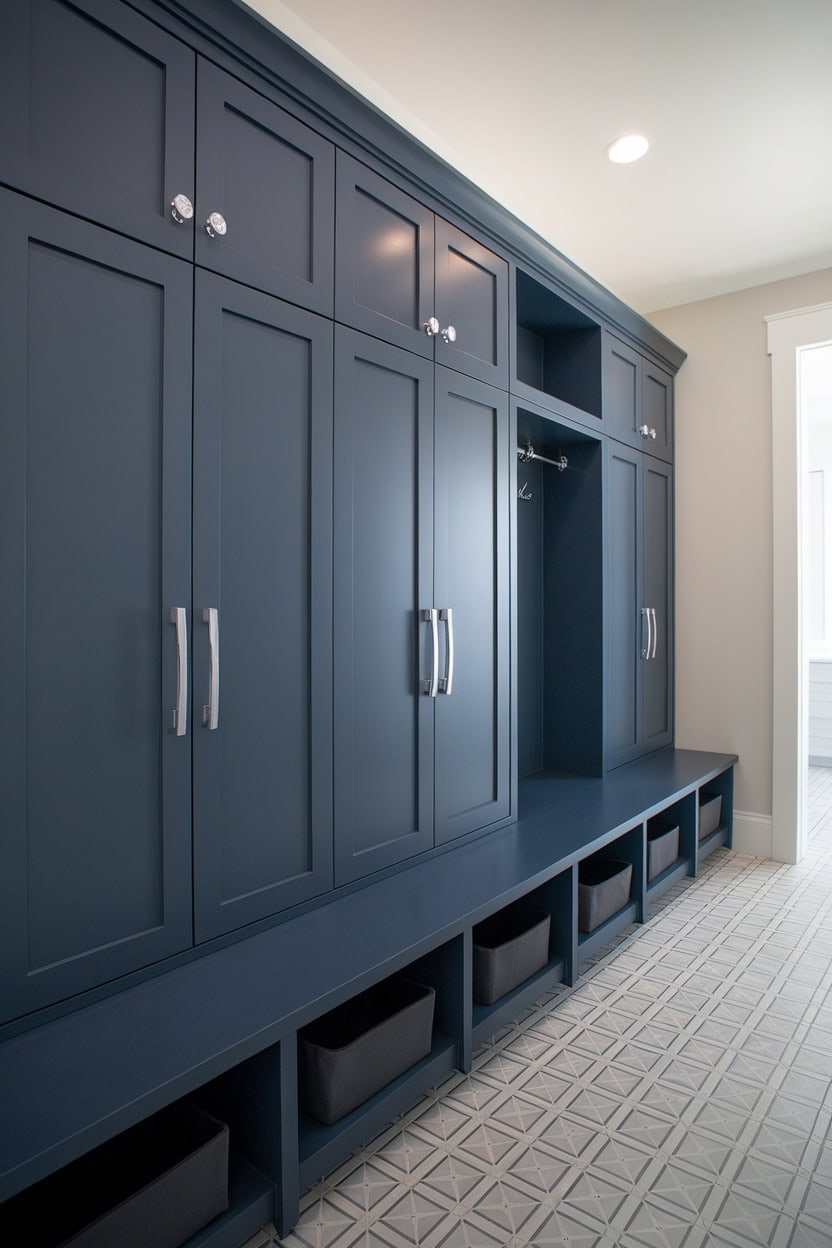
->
[732,811,773,858]
[809,755,832,768]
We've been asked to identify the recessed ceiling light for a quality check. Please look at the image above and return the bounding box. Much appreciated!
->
[607,134,649,164]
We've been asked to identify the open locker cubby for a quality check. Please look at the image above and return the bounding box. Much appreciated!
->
[645,791,696,907]
[696,767,734,862]
[296,940,462,1193]
[514,269,602,420]
[576,825,644,967]
[471,869,575,1049]
[517,405,604,782]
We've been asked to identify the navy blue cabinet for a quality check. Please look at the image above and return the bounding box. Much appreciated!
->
[333,329,437,884]
[0,190,194,1024]
[603,332,674,462]
[605,443,673,769]
[335,153,508,387]
[333,333,512,883]
[0,0,196,259]
[434,370,511,843]
[192,273,334,940]
[195,59,335,314]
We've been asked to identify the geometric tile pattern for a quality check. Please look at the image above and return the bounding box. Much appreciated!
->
[241,769,832,1248]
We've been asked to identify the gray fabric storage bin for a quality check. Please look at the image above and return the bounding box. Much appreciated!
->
[473,906,550,1005]
[699,792,723,840]
[647,819,680,881]
[299,978,435,1125]
[578,859,632,933]
[0,1101,229,1248]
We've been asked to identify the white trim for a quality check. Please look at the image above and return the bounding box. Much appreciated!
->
[732,811,774,859]
[768,303,832,865]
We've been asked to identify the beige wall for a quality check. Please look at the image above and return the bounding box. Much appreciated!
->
[649,269,832,846]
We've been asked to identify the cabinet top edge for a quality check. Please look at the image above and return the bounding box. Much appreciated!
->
[133,0,686,373]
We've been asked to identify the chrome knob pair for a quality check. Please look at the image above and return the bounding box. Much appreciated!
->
[170,195,227,239]
[638,424,657,440]
[423,317,457,344]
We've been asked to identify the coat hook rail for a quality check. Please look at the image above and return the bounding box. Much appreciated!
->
[517,442,568,472]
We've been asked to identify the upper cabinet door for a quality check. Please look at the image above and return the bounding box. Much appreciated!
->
[335,152,435,356]
[643,361,674,462]
[0,0,195,259]
[0,190,193,1024]
[333,328,436,885]
[195,60,334,315]
[603,333,641,446]
[192,274,333,940]
[434,370,510,844]
[435,220,509,389]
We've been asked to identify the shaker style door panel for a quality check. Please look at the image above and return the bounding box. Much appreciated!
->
[603,333,640,446]
[605,443,643,769]
[0,0,195,259]
[434,370,510,844]
[333,328,435,885]
[643,361,674,462]
[434,219,509,389]
[643,460,674,750]
[335,152,435,357]
[195,59,334,315]
[0,191,193,1024]
[192,274,334,940]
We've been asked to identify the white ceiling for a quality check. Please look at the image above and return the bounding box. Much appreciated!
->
[240,0,832,315]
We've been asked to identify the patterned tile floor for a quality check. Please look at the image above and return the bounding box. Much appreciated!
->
[244,770,832,1248]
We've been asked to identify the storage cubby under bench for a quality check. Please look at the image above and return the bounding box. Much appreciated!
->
[0,748,736,1245]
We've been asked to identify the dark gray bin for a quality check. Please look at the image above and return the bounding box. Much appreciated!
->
[699,792,723,841]
[299,977,435,1125]
[473,906,551,1005]
[578,859,632,933]
[647,819,680,881]
[0,1101,229,1248]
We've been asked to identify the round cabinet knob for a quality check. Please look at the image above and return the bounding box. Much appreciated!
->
[170,193,194,224]
[650,427,657,440]
[424,317,440,338]
[441,325,457,344]
[205,211,227,239]
[638,424,650,438]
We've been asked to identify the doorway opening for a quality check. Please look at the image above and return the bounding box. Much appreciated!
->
[768,304,832,863]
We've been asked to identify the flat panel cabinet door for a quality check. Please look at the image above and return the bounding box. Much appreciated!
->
[196,59,334,315]
[335,152,435,357]
[603,332,641,446]
[643,361,674,462]
[0,190,193,1024]
[434,371,510,844]
[435,220,509,389]
[0,0,195,259]
[333,328,435,885]
[643,460,674,750]
[605,443,643,769]
[193,273,333,940]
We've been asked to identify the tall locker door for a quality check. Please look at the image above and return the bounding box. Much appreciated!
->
[0,191,193,1024]
[0,0,195,259]
[192,273,333,941]
[434,369,510,844]
[333,327,435,885]
[605,442,643,769]
[643,459,674,751]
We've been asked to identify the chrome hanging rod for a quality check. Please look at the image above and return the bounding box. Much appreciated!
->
[517,442,568,472]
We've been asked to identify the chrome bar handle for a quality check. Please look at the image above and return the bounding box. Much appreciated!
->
[439,608,454,695]
[641,606,651,660]
[202,607,219,730]
[651,607,658,660]
[422,608,439,697]
[170,607,188,735]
